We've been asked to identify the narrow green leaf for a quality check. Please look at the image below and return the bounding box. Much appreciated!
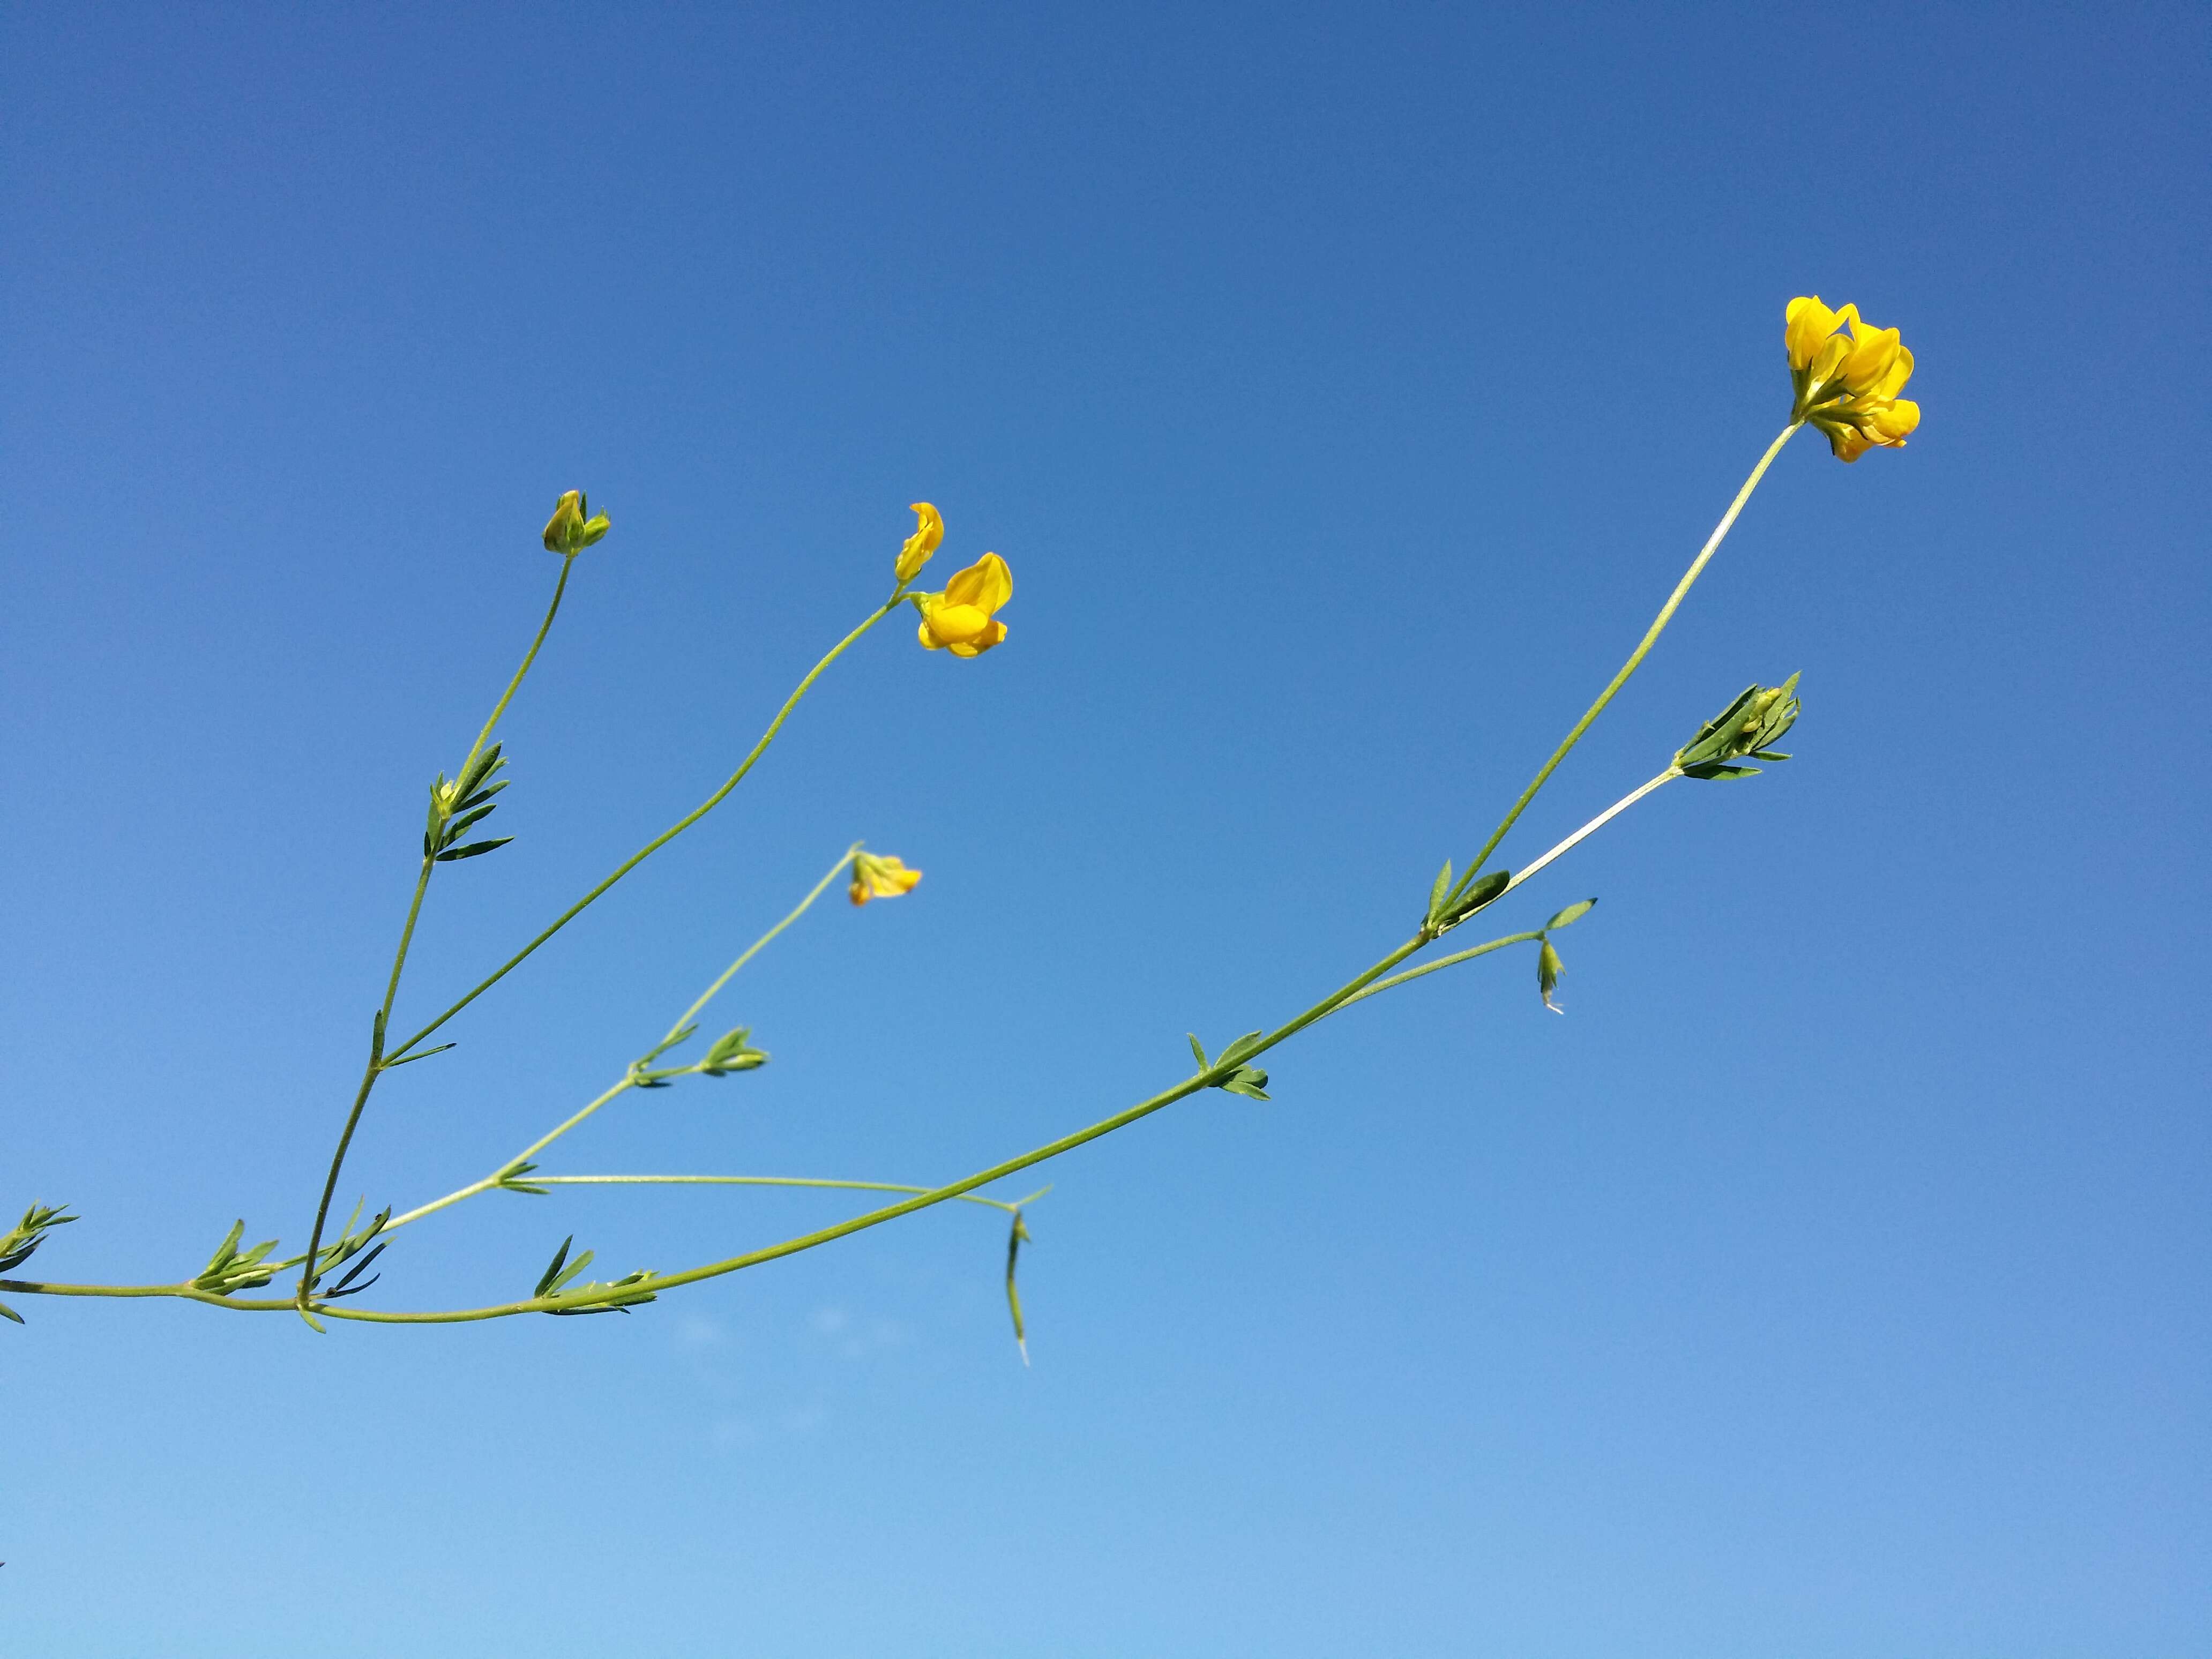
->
[1443,869,1511,925]
[1215,1031,1265,1069]
[438,802,500,845]
[533,1236,574,1299]
[435,836,514,862]
[1187,1034,1208,1069]
[382,1042,457,1068]
[0,1299,21,1324]
[1426,858,1454,923]
[1544,898,1597,932]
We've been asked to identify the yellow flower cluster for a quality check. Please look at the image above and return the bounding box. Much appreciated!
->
[849,850,922,906]
[1785,298,1922,462]
[917,553,1013,656]
[893,502,1015,658]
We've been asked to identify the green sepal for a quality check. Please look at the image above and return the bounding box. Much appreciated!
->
[1537,938,1565,1012]
[1675,674,1800,774]
[699,1026,768,1076]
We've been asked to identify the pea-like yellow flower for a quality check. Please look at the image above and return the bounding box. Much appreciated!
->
[1785,297,1922,462]
[896,502,944,585]
[916,552,1013,657]
[542,489,611,555]
[849,850,922,906]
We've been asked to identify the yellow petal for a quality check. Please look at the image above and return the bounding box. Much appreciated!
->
[895,502,944,584]
[1784,296,1841,370]
[1810,332,1851,384]
[942,552,1012,614]
[1869,399,1920,442]
[1874,343,1914,401]
[1839,320,1901,392]
[922,601,993,648]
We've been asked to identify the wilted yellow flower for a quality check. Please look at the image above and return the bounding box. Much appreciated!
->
[542,490,612,555]
[849,850,922,906]
[916,552,1013,657]
[896,502,944,584]
[1785,297,1922,462]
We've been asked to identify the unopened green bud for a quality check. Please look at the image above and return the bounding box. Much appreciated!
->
[542,490,612,556]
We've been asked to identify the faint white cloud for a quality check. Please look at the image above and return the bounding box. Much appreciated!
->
[675,1314,725,1350]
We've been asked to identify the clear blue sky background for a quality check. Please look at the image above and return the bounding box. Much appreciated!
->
[4,5,2206,1654]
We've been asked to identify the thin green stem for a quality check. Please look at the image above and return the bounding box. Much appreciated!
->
[1449,422,1800,905]
[528,1175,1027,1214]
[456,554,576,790]
[1330,931,1543,1012]
[659,846,860,1049]
[296,557,582,1307]
[365,845,866,1247]
[384,600,899,1064]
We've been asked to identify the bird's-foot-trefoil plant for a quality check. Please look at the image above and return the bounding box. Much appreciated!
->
[1,298,1920,1350]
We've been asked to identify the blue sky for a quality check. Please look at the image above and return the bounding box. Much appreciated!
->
[3,4,2207,1654]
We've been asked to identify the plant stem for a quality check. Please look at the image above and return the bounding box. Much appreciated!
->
[657,846,860,1050]
[295,557,581,1309]
[383,600,899,1065]
[1448,421,1800,905]
[528,1175,1028,1213]
[364,844,869,1247]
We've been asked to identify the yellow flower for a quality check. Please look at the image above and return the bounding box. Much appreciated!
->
[1784,297,1922,462]
[916,552,1013,656]
[542,490,611,555]
[896,502,944,584]
[849,851,922,906]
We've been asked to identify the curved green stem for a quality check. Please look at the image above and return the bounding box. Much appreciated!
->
[1447,422,1799,906]
[657,846,860,1050]
[527,1174,1030,1214]
[296,557,582,1308]
[384,600,899,1065]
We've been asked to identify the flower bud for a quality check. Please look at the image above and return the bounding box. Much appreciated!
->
[896,502,944,584]
[542,490,612,556]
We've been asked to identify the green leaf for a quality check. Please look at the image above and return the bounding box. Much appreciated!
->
[0,1299,21,1324]
[1680,763,1762,781]
[455,777,511,813]
[435,836,514,862]
[1426,859,1454,923]
[452,743,506,803]
[1544,898,1597,932]
[382,1042,457,1068]
[1441,869,1511,927]
[533,1236,574,1299]
[1214,1031,1265,1070]
[438,802,502,846]
[1187,1034,1209,1070]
